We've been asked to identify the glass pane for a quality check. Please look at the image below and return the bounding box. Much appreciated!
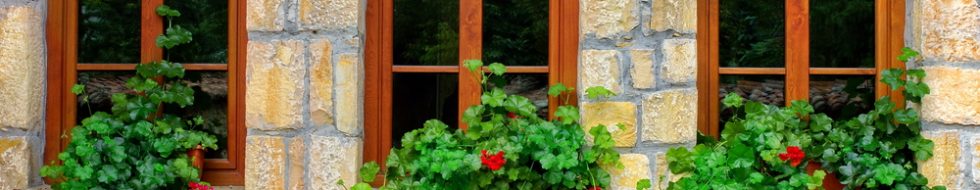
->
[76,72,135,122]
[719,1,785,67]
[164,72,229,158]
[483,0,549,66]
[490,74,549,118]
[393,0,459,66]
[810,76,874,120]
[78,0,141,63]
[392,74,459,147]
[164,0,229,63]
[719,75,785,126]
[810,0,875,68]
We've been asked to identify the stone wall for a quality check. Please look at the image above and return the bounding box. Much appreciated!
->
[909,0,980,189]
[244,0,364,189]
[579,0,697,189]
[0,0,46,189]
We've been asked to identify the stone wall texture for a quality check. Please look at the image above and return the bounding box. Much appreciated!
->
[910,0,980,189]
[579,0,697,189]
[244,0,363,189]
[0,0,46,189]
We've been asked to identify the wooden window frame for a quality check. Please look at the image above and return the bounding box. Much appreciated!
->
[364,0,578,184]
[44,0,247,185]
[696,0,908,137]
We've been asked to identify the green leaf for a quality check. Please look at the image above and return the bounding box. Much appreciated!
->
[155,5,181,17]
[897,47,919,62]
[721,93,744,108]
[359,161,380,183]
[873,163,907,186]
[463,60,483,72]
[807,170,827,190]
[481,88,507,107]
[880,69,905,90]
[548,83,569,97]
[894,108,919,124]
[488,62,506,76]
[585,86,616,100]
[352,183,373,190]
[71,84,86,95]
[908,137,935,161]
[636,179,652,190]
[554,106,579,125]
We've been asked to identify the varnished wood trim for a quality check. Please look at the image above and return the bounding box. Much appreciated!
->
[458,0,483,130]
[718,67,786,75]
[44,0,67,183]
[785,0,810,106]
[810,68,876,75]
[391,65,458,73]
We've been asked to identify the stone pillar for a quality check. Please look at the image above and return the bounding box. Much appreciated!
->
[908,0,980,189]
[244,0,363,189]
[579,0,697,189]
[0,0,46,189]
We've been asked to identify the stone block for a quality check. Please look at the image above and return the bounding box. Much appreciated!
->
[581,102,637,147]
[310,39,335,127]
[661,39,696,85]
[309,136,361,190]
[335,54,362,136]
[246,0,284,31]
[650,0,697,33]
[245,136,286,190]
[642,88,697,144]
[654,153,685,190]
[605,154,651,190]
[918,131,961,189]
[920,66,980,125]
[0,6,43,130]
[581,50,622,94]
[298,0,359,31]
[582,0,638,39]
[630,50,655,89]
[910,0,980,63]
[0,137,29,190]
[245,40,306,130]
[288,137,306,190]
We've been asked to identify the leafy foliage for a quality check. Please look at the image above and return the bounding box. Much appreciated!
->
[41,6,218,189]
[341,61,623,189]
[666,49,944,190]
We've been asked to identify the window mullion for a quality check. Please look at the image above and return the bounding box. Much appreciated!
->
[784,0,810,105]
[141,0,165,63]
[457,0,483,130]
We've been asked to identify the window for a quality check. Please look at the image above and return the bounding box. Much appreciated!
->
[44,0,247,185]
[364,0,579,183]
[696,0,908,137]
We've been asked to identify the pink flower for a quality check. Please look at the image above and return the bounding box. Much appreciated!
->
[189,182,214,190]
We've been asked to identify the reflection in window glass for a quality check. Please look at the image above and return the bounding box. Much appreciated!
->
[393,0,459,65]
[76,72,134,122]
[78,0,140,63]
[809,76,874,120]
[483,0,548,66]
[391,74,459,147]
[810,0,875,68]
[165,0,229,63]
[491,75,549,118]
[719,1,785,67]
[719,75,784,127]
[165,72,229,159]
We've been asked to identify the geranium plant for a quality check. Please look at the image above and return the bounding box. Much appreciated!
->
[41,5,218,189]
[341,60,625,189]
[665,48,945,190]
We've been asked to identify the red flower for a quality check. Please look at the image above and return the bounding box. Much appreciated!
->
[480,150,506,171]
[587,186,602,190]
[188,182,214,190]
[507,112,519,119]
[778,146,805,167]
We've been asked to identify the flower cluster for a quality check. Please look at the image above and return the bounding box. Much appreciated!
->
[480,150,506,171]
[189,182,214,190]
[779,146,805,167]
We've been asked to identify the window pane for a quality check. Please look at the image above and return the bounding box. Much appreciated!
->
[78,0,140,63]
[810,75,874,120]
[491,74,549,118]
[719,75,784,126]
[164,0,229,63]
[76,72,134,122]
[391,74,459,147]
[719,1,785,67]
[164,72,229,159]
[810,0,875,68]
[393,0,459,66]
[483,0,549,66]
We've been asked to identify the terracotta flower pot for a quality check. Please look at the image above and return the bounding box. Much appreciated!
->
[805,162,847,190]
[187,145,205,176]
